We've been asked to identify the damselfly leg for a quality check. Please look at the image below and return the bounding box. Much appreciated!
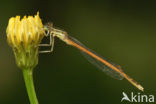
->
[39,29,55,53]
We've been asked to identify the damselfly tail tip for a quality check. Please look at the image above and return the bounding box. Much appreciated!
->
[123,74,144,92]
[137,84,144,92]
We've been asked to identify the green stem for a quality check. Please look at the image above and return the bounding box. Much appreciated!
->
[23,69,38,104]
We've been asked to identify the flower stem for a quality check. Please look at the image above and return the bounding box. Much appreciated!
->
[23,69,38,104]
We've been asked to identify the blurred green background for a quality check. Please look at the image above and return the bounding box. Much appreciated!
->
[0,0,156,103]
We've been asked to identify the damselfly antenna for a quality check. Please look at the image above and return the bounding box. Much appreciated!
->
[40,22,144,91]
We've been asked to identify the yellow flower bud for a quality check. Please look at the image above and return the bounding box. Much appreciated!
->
[6,12,44,69]
[6,12,44,48]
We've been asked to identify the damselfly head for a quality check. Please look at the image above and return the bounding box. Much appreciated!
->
[44,22,53,37]
[44,22,53,31]
[46,22,53,27]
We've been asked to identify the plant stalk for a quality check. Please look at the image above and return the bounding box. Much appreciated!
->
[23,69,38,104]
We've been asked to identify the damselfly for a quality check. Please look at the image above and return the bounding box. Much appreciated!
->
[39,22,144,91]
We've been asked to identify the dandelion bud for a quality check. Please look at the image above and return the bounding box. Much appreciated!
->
[6,12,44,69]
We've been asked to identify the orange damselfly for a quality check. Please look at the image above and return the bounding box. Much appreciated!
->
[39,22,144,91]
